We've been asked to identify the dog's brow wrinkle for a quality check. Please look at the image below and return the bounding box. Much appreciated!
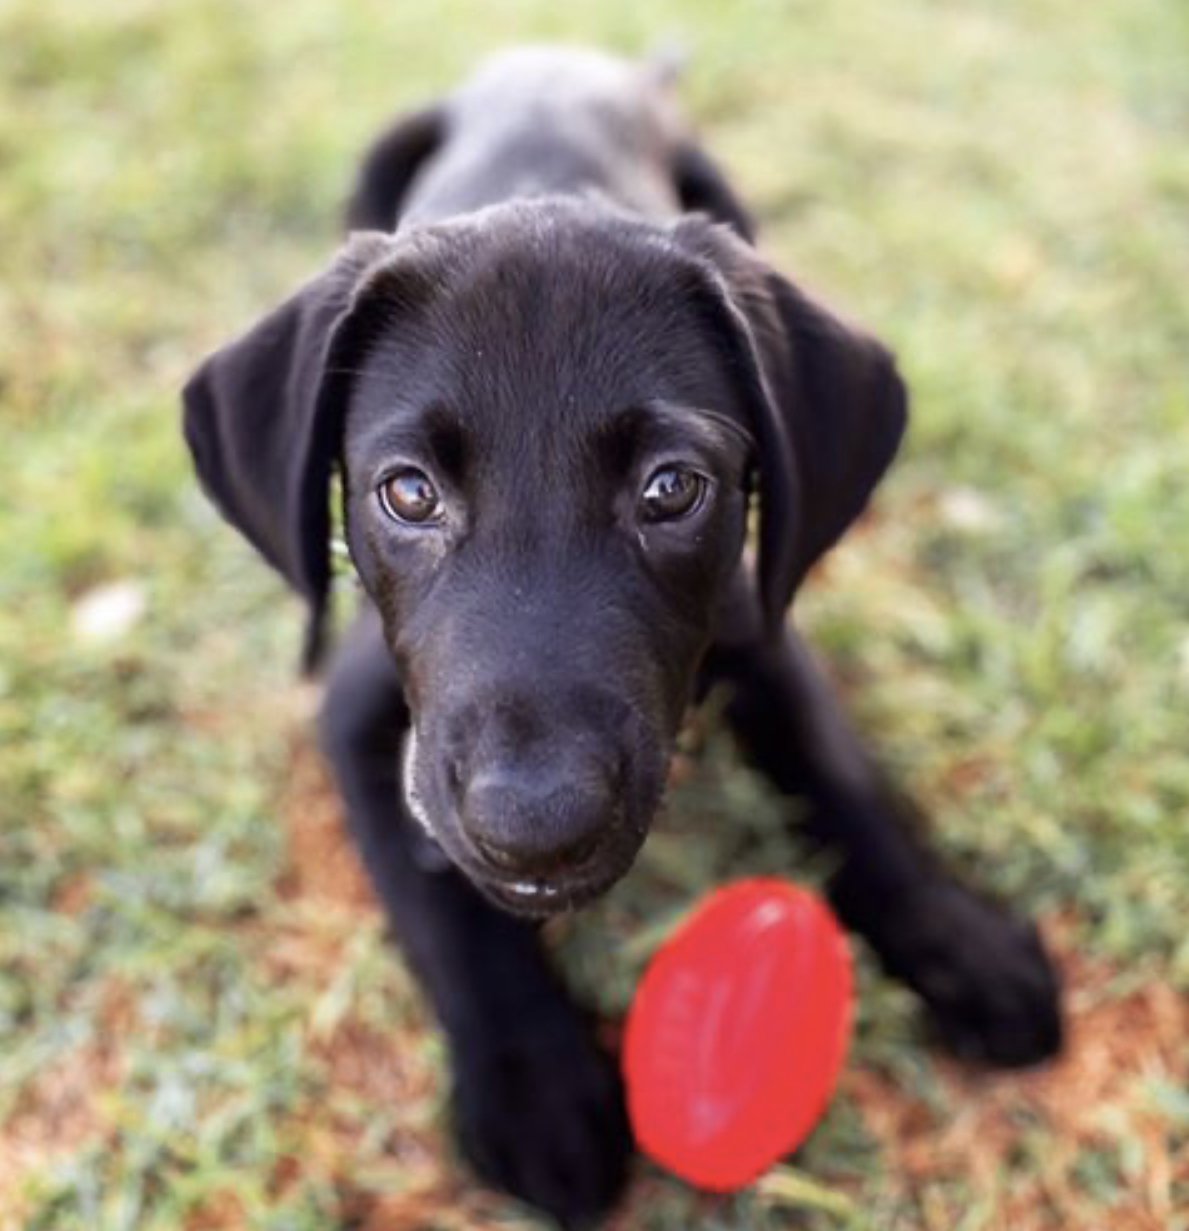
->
[423,404,469,478]
[592,407,645,471]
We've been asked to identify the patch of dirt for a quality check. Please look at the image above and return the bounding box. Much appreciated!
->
[276,734,375,909]
[847,921,1189,1230]
[271,1014,462,1231]
[0,978,134,1229]
[346,1184,515,1231]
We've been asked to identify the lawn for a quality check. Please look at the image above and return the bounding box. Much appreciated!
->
[1,0,1187,1227]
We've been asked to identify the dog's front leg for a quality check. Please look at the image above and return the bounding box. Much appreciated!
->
[318,608,630,1228]
[705,618,1062,1068]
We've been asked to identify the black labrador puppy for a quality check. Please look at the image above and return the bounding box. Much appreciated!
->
[183,47,1061,1228]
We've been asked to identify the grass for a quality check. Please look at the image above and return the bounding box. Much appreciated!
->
[1,0,1187,1227]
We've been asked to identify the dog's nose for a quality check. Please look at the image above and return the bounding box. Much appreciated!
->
[461,760,613,877]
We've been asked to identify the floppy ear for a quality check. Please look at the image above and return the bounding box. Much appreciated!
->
[182,233,394,669]
[344,106,444,231]
[673,220,908,632]
[671,141,757,243]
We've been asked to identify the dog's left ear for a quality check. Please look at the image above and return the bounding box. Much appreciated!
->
[671,141,756,243]
[673,219,908,633]
[182,232,394,669]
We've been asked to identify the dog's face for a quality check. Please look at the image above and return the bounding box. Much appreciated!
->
[182,198,906,917]
[339,208,754,912]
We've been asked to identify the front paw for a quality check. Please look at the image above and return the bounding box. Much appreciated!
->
[452,1021,632,1229]
[872,880,1063,1068]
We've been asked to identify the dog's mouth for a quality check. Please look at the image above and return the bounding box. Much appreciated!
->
[416,819,639,918]
[406,824,632,918]
[479,867,625,918]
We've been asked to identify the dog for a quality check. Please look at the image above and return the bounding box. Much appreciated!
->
[183,47,1062,1228]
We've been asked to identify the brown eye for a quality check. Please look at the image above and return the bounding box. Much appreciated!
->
[378,468,443,525]
[640,465,707,523]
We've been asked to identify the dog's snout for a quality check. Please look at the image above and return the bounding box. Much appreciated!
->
[461,760,614,877]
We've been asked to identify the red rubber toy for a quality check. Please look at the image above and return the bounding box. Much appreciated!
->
[623,878,853,1191]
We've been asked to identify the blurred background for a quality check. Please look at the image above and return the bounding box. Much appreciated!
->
[1,1,1187,1227]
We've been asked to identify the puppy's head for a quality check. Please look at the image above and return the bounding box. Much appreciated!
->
[183,200,905,915]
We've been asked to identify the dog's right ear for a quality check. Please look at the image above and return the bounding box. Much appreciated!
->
[182,233,394,669]
[345,106,445,231]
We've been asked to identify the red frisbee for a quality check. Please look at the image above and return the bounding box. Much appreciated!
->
[623,878,853,1191]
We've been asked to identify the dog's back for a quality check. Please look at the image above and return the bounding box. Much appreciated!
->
[351,47,688,230]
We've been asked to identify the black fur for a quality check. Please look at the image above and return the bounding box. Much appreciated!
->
[183,48,1062,1229]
